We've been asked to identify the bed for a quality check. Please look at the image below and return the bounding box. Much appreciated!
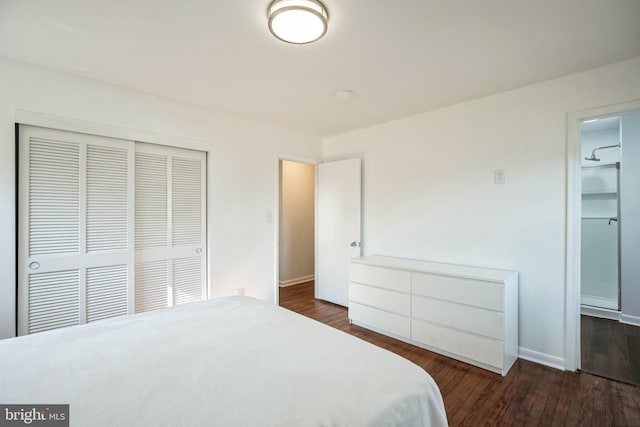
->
[0,296,447,426]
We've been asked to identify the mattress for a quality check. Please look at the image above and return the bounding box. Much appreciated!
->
[0,296,447,426]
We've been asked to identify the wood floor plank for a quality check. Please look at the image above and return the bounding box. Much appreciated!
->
[280,282,640,426]
[610,318,632,380]
[627,334,640,385]
[581,315,593,368]
[581,315,640,386]
[591,317,609,356]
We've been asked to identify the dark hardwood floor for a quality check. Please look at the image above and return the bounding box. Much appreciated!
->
[279,282,640,426]
[581,314,640,386]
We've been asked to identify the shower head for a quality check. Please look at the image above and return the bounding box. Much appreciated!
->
[585,144,620,162]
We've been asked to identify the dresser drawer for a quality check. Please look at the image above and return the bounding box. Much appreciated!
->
[412,272,504,311]
[350,263,411,293]
[412,295,504,340]
[349,302,410,339]
[412,318,504,369]
[350,283,410,316]
[349,256,518,375]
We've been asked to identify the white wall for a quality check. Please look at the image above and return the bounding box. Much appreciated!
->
[279,160,315,285]
[0,58,322,339]
[323,56,640,368]
[620,111,640,321]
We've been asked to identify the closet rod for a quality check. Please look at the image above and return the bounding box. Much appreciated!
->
[581,162,620,170]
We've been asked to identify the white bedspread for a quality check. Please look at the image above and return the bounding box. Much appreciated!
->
[0,296,447,426]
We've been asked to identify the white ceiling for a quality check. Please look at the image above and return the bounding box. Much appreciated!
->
[1,1,639,137]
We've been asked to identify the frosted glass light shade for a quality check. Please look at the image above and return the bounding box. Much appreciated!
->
[268,0,328,44]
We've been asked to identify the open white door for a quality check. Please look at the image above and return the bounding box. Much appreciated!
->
[316,158,361,306]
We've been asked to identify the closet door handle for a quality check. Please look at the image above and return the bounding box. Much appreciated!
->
[608,217,618,225]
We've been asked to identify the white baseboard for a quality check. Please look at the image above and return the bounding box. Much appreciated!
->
[621,314,640,327]
[580,306,640,326]
[518,347,565,371]
[580,295,618,310]
[581,305,621,321]
[279,275,314,287]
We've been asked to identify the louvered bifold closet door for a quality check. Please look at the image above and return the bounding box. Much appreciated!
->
[134,142,206,313]
[18,126,134,336]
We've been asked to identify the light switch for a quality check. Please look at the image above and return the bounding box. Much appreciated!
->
[266,211,273,223]
[494,169,505,184]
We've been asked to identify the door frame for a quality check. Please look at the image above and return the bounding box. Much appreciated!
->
[273,154,320,306]
[564,99,640,372]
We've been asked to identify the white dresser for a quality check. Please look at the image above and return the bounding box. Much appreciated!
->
[348,255,518,376]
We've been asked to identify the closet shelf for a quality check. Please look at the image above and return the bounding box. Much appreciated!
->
[581,163,618,169]
[582,191,617,196]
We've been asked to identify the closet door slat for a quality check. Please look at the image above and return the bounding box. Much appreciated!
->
[172,157,202,247]
[28,269,80,334]
[135,152,168,250]
[87,264,129,322]
[87,145,129,252]
[173,257,203,305]
[135,260,169,313]
[28,138,80,256]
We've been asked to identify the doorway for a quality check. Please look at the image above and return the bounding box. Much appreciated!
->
[575,109,640,385]
[277,159,316,305]
[566,100,640,373]
[579,116,620,313]
[275,157,362,308]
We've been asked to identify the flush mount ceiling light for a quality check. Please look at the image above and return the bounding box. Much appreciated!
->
[268,0,329,44]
